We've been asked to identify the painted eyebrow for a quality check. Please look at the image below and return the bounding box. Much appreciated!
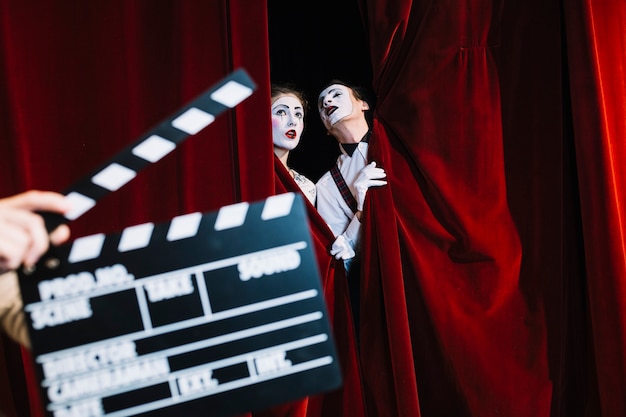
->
[272,103,303,110]
[318,88,343,105]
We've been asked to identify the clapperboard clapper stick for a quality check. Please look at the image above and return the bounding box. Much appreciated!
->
[17,70,343,417]
[35,68,256,234]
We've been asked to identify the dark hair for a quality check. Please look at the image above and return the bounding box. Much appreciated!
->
[319,79,370,104]
[271,83,309,113]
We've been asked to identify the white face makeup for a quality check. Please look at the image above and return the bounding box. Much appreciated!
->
[317,84,354,128]
[271,95,304,150]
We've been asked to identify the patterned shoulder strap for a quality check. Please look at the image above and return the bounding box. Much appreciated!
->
[330,164,358,214]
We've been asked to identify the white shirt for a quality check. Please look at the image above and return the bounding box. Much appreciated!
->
[315,141,369,251]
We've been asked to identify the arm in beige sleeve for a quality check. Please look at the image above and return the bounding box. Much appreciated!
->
[0,271,30,348]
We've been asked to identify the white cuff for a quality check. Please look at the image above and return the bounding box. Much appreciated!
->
[343,215,362,248]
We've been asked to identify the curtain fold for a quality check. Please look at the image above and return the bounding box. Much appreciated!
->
[269,159,367,417]
[564,0,626,415]
[358,0,552,415]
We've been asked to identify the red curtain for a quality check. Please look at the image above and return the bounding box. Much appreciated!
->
[353,0,626,416]
[564,0,626,415]
[271,159,367,417]
[2,1,626,417]
[0,1,274,415]
[358,0,551,416]
[0,0,273,230]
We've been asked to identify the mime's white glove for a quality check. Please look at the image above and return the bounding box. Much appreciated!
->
[354,162,387,211]
[330,235,356,260]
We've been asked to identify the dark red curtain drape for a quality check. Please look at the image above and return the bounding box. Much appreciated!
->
[0,1,274,415]
[358,1,551,416]
[353,0,626,416]
[0,0,273,230]
[498,0,626,415]
[563,0,626,415]
[2,1,626,417]
[270,159,366,417]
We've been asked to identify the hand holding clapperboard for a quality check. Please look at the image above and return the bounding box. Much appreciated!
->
[17,69,342,417]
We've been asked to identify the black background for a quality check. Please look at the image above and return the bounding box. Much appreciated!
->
[267,0,372,182]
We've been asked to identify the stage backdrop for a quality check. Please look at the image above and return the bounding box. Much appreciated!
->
[2,1,626,417]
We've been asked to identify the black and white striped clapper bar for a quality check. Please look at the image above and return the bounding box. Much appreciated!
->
[17,70,342,417]
[40,68,256,233]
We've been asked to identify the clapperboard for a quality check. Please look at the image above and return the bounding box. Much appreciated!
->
[17,69,342,417]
